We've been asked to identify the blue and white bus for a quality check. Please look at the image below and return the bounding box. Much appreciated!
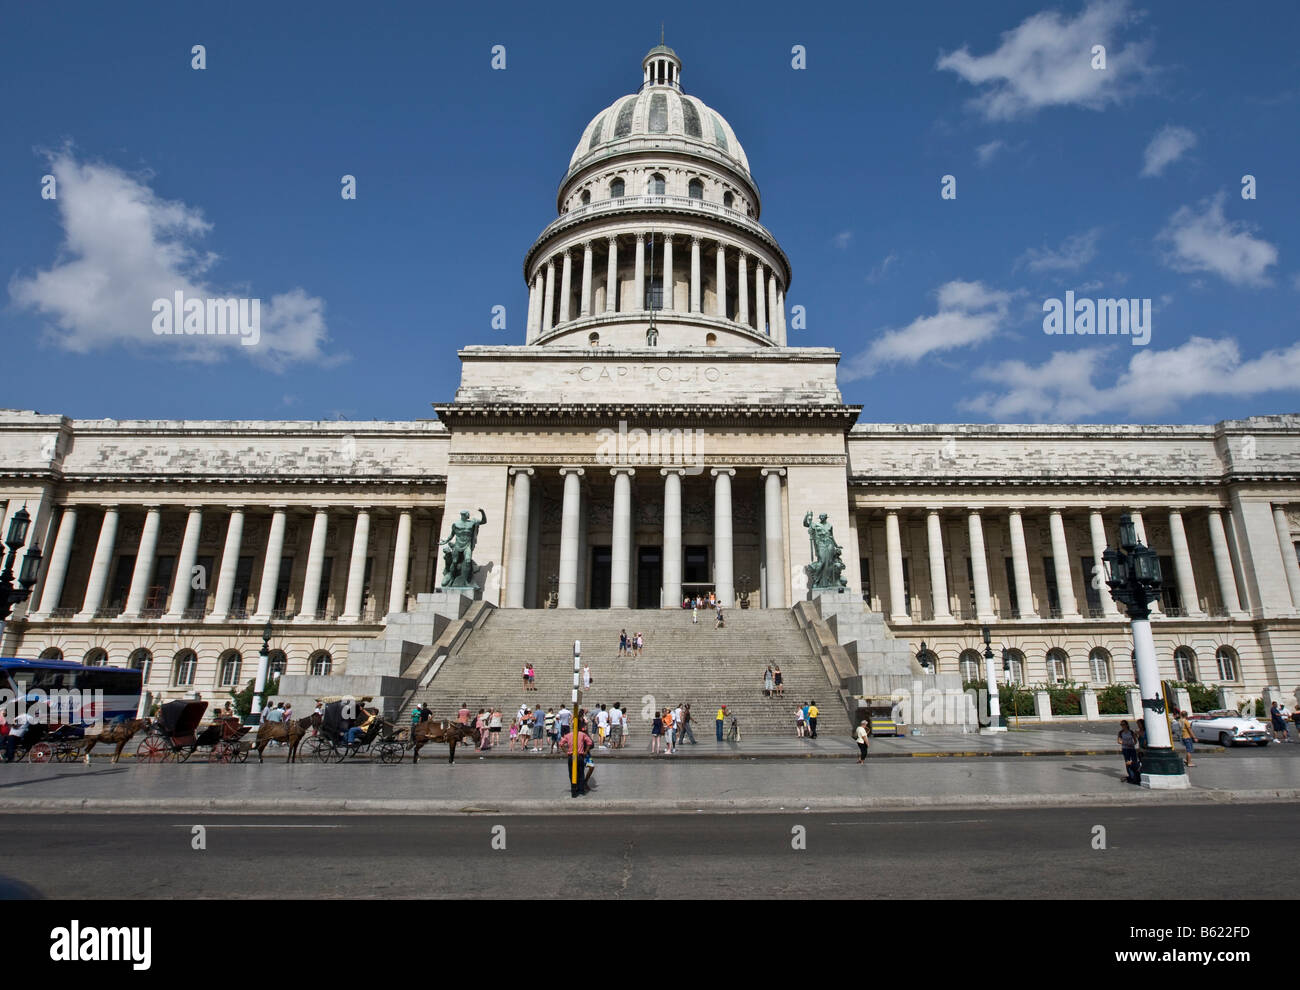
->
[0,658,144,726]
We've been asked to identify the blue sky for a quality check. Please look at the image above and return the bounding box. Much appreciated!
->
[2,0,1297,425]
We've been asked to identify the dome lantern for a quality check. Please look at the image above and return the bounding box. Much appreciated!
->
[642,37,681,90]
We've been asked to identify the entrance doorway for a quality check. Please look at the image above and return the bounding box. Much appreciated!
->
[636,546,662,608]
[590,546,611,609]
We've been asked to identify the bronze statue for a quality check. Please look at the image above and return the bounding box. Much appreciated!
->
[803,511,848,591]
[439,508,487,588]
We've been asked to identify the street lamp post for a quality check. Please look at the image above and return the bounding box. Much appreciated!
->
[980,624,1005,733]
[1103,514,1188,789]
[250,619,272,720]
[0,505,43,651]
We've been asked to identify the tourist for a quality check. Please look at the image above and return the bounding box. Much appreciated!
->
[458,702,470,725]
[1292,707,1300,742]
[1177,710,1196,767]
[773,665,784,697]
[1136,718,1147,749]
[714,606,724,629]
[609,703,624,748]
[618,629,628,657]
[716,704,727,741]
[807,700,819,738]
[522,665,530,693]
[419,703,432,724]
[679,703,696,744]
[410,704,423,729]
[559,718,594,798]
[691,602,698,625]
[763,666,773,698]
[582,663,592,690]
[281,701,293,725]
[475,709,489,750]
[532,703,546,752]
[855,720,871,764]
[1270,702,1289,742]
[519,710,533,749]
[1117,720,1140,785]
[556,703,572,737]
[662,707,675,754]
[650,706,662,753]
[795,705,805,738]
[265,704,284,726]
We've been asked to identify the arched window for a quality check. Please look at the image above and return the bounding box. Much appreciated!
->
[218,649,243,688]
[580,189,591,205]
[173,649,197,687]
[1046,649,1069,684]
[1003,649,1026,684]
[610,178,625,199]
[268,649,287,678]
[705,332,717,346]
[309,650,333,677]
[83,648,109,667]
[648,173,665,196]
[38,647,63,661]
[588,332,600,347]
[1173,646,1198,682]
[1088,648,1112,684]
[1215,646,1238,682]
[723,191,734,208]
[916,647,939,672]
[688,178,704,199]
[129,648,153,683]
[958,649,983,682]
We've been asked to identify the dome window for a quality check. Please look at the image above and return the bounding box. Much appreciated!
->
[688,179,704,200]
[723,191,734,208]
[648,93,668,134]
[610,178,625,199]
[588,332,600,347]
[705,333,717,346]
[681,98,702,138]
[649,173,666,196]
[580,190,591,205]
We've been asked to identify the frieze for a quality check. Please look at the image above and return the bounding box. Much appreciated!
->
[569,364,724,386]
[448,453,847,466]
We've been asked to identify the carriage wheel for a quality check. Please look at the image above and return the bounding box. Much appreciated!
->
[235,745,249,764]
[331,742,348,764]
[298,735,322,761]
[315,739,336,763]
[136,734,166,763]
[56,745,80,763]
[209,741,234,764]
[174,745,194,764]
[26,742,52,763]
[378,742,403,764]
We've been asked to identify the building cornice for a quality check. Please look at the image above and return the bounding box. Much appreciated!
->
[433,402,862,431]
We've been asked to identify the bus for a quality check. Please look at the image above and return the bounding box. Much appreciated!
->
[0,658,144,727]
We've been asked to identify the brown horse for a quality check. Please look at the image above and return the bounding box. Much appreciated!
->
[80,719,148,764]
[253,713,319,763]
[410,720,480,764]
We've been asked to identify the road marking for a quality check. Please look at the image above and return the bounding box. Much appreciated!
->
[826,819,989,826]
[167,824,343,829]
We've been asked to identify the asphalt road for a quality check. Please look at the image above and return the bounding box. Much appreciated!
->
[0,804,1295,899]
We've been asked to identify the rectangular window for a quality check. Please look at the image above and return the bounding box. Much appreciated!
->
[901,558,912,616]
[1043,557,1061,615]
[1158,555,1181,612]
[1004,558,1019,617]
[273,556,294,612]
[646,276,664,311]
[1080,556,1102,614]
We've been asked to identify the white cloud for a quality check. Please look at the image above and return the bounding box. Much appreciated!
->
[960,336,1300,421]
[1157,193,1277,287]
[9,148,339,370]
[865,251,899,284]
[843,280,1012,380]
[832,230,854,250]
[936,0,1153,120]
[1140,124,1196,177]
[975,140,1005,166]
[1015,227,1102,272]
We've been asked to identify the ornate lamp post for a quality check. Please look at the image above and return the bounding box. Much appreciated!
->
[917,640,931,671]
[250,619,273,721]
[1103,514,1188,788]
[0,505,43,649]
[980,624,1005,734]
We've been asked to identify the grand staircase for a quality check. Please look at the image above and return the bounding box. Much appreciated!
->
[401,607,851,739]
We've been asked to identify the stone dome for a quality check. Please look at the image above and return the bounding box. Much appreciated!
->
[566,47,751,179]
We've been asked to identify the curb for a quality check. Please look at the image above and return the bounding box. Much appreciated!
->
[2,788,1296,816]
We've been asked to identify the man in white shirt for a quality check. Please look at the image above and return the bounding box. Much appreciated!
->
[3,711,34,762]
[556,704,572,736]
[609,705,624,748]
[596,706,610,748]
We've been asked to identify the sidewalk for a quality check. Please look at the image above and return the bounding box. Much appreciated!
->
[2,747,1297,816]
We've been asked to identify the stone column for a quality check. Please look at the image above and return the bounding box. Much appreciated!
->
[885,510,907,621]
[1048,510,1079,619]
[166,506,205,620]
[76,507,119,620]
[690,236,702,312]
[296,508,330,622]
[1271,504,1300,610]
[1207,509,1244,616]
[776,287,787,345]
[737,253,749,327]
[610,468,635,608]
[389,510,412,615]
[123,506,162,617]
[580,241,594,317]
[967,509,993,621]
[33,506,77,618]
[526,275,539,341]
[559,249,573,323]
[662,469,684,607]
[925,510,951,619]
[542,259,555,332]
[525,490,541,607]
[633,235,645,312]
[1008,509,1036,618]
[1088,510,1120,617]
[1169,509,1205,616]
[715,243,727,318]
[605,237,618,314]
[755,263,767,335]
[767,275,778,340]
[209,507,246,621]
[557,468,584,609]
[712,468,735,607]
[252,507,286,621]
[663,235,674,312]
[505,469,533,608]
[762,469,786,608]
[341,509,371,622]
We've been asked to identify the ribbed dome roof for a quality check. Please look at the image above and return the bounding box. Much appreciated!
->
[567,50,750,178]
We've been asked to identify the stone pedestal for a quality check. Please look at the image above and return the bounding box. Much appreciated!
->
[1081,688,1100,720]
[1217,686,1239,713]
[1173,687,1193,716]
[1033,690,1052,719]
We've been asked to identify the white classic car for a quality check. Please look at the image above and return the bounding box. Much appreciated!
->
[1187,710,1271,747]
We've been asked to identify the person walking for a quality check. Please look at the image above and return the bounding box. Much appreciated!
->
[692,603,698,625]
[522,664,531,693]
[582,664,592,690]
[716,705,726,742]
[795,705,806,738]
[532,703,546,752]
[679,703,697,744]
[763,666,774,698]
[618,629,628,657]
[1269,702,1289,742]
[661,707,675,754]
[807,700,819,738]
[650,707,662,754]
[773,665,784,697]
[1117,720,1141,784]
[854,720,871,764]
[458,703,470,726]
[545,707,558,752]
[1177,710,1196,767]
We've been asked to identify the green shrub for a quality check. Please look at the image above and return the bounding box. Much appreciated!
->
[1170,681,1218,713]
[1045,684,1082,716]
[998,684,1035,717]
[229,674,280,718]
[1096,684,1132,715]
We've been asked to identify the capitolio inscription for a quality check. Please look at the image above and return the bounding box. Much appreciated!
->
[571,365,723,384]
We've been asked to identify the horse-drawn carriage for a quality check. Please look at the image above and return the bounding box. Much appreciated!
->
[11,722,85,763]
[136,700,248,763]
[307,699,406,763]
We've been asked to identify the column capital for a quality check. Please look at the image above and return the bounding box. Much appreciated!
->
[606,234,618,246]
[1006,505,1026,514]
[508,467,535,477]
[1166,506,1186,515]
[610,467,636,478]
[965,506,986,514]
[559,467,585,477]
[139,503,162,511]
[309,504,331,513]
[710,468,735,478]
[691,235,702,246]
[760,467,786,478]
[224,505,246,513]
[925,506,945,516]
[1086,505,1109,513]
[351,506,371,515]
[661,232,673,243]
[1206,505,1225,516]
[660,467,687,477]
[183,503,206,512]
[266,503,288,511]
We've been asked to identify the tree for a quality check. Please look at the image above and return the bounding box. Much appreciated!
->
[229,674,280,719]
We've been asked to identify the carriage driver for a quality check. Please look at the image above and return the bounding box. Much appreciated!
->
[345,707,380,746]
